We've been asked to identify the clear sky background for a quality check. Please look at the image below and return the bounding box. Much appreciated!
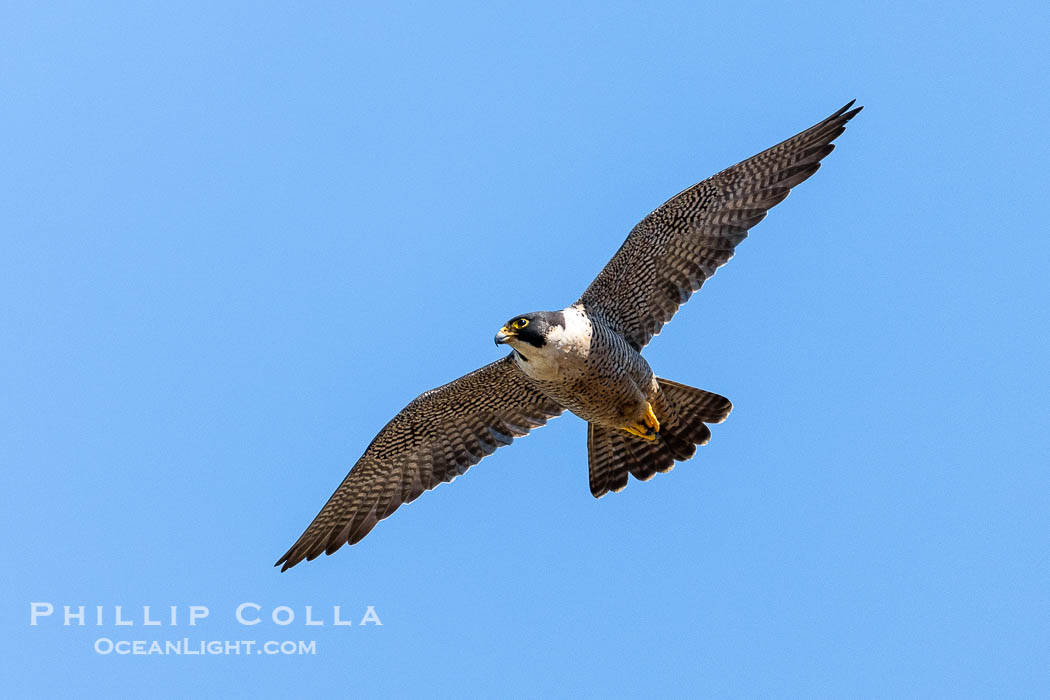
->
[3,2,1047,697]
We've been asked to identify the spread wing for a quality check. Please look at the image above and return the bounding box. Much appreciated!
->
[577,101,863,350]
[276,355,563,570]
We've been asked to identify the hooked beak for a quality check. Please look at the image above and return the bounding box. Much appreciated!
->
[494,326,515,345]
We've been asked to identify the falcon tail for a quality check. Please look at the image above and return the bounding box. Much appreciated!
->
[587,378,732,498]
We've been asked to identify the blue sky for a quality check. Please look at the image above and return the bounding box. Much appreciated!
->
[3,2,1047,697]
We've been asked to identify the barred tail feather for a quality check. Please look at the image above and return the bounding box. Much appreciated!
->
[586,379,732,498]
[656,377,732,425]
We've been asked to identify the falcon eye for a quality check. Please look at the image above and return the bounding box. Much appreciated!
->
[513,318,529,330]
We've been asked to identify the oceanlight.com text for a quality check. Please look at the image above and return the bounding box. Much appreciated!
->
[93,638,317,656]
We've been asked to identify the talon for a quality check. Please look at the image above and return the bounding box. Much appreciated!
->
[623,424,656,441]
[621,403,661,440]
[643,402,660,433]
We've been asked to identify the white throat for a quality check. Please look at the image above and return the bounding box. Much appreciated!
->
[512,304,593,382]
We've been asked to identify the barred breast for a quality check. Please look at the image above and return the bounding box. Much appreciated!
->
[514,305,657,429]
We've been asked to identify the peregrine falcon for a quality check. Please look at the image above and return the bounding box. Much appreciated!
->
[276,101,862,571]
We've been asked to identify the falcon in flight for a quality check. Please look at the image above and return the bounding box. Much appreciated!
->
[276,101,862,570]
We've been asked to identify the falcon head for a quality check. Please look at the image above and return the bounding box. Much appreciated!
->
[494,311,565,350]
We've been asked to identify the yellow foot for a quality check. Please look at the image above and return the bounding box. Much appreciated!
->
[643,402,660,433]
[623,402,660,441]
